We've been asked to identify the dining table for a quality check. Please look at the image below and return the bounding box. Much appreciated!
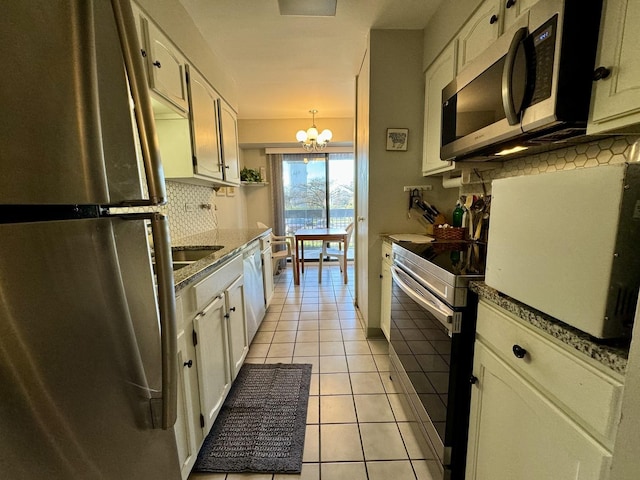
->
[294,227,349,285]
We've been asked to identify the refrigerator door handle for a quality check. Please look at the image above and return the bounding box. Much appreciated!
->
[110,0,167,206]
[149,213,178,429]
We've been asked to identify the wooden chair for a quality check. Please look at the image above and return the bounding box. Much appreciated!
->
[318,222,354,283]
[257,222,298,283]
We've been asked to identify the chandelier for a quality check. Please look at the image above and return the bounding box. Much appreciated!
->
[296,109,333,152]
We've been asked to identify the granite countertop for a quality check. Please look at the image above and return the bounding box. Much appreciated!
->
[471,281,629,376]
[171,228,269,292]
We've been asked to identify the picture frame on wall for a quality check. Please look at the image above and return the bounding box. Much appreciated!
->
[386,128,409,151]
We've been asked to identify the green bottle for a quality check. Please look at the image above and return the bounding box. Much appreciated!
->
[452,202,464,228]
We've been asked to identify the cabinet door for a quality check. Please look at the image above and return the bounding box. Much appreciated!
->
[466,342,612,480]
[587,0,640,134]
[194,295,231,433]
[379,242,392,341]
[226,276,248,380]
[502,0,538,32]
[422,43,457,176]
[380,259,391,341]
[219,100,241,184]
[457,0,501,73]
[261,247,274,308]
[187,67,223,180]
[175,326,198,479]
[144,19,189,111]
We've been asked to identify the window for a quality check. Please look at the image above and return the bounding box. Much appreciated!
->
[282,153,354,260]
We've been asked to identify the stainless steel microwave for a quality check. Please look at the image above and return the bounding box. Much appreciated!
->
[441,0,603,162]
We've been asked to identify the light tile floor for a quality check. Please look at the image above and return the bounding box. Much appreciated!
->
[190,261,437,480]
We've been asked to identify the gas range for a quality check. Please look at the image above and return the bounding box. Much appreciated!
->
[392,240,487,308]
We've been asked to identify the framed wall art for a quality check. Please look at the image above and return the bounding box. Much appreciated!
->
[386,128,409,151]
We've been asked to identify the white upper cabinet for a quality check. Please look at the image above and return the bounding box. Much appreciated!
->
[187,66,224,181]
[587,0,640,134]
[457,0,501,73]
[422,43,458,176]
[219,100,241,185]
[131,4,242,187]
[143,19,189,112]
[502,0,539,32]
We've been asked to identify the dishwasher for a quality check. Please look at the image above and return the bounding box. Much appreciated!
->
[243,241,266,343]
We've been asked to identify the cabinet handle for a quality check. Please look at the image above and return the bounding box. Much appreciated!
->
[593,66,611,81]
[230,306,236,312]
[505,0,516,8]
[470,375,478,385]
[385,253,390,258]
[153,60,162,68]
[512,344,527,359]
[489,14,499,24]
[379,274,384,279]
[224,313,230,319]
[183,360,193,368]
[140,49,147,57]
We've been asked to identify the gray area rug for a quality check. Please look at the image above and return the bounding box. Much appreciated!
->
[192,363,312,474]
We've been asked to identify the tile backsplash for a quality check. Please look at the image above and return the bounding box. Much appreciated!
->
[165,181,218,240]
[110,181,218,242]
[460,135,640,196]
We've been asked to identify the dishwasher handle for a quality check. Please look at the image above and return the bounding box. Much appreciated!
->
[391,265,460,334]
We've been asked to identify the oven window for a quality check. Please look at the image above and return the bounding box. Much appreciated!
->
[390,281,452,440]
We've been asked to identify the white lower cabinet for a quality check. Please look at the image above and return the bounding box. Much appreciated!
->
[174,254,250,479]
[175,295,202,480]
[467,342,612,480]
[379,241,392,341]
[466,300,622,480]
[194,293,231,433]
[224,275,248,381]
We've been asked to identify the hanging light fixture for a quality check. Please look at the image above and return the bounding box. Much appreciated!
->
[296,109,333,152]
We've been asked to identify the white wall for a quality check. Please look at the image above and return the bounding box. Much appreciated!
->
[361,29,459,334]
[238,118,354,148]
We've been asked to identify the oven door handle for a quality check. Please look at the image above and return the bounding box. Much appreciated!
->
[391,265,458,334]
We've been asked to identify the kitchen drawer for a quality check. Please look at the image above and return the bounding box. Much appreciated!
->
[476,300,624,448]
[192,254,242,311]
[381,241,392,265]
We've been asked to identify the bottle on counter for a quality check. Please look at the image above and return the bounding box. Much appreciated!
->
[452,201,464,228]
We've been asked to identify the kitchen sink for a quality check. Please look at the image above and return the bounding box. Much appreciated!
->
[171,246,224,262]
[152,260,192,274]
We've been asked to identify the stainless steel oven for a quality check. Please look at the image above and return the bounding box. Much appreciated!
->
[389,241,486,480]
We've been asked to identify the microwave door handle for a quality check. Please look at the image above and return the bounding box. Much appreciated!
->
[502,27,528,126]
[110,0,167,206]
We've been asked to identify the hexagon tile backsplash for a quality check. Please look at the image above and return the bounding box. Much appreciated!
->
[460,134,640,196]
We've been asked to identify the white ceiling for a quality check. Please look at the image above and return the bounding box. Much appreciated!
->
[178,0,443,120]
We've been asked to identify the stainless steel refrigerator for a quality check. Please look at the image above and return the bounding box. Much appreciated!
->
[1,1,181,478]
